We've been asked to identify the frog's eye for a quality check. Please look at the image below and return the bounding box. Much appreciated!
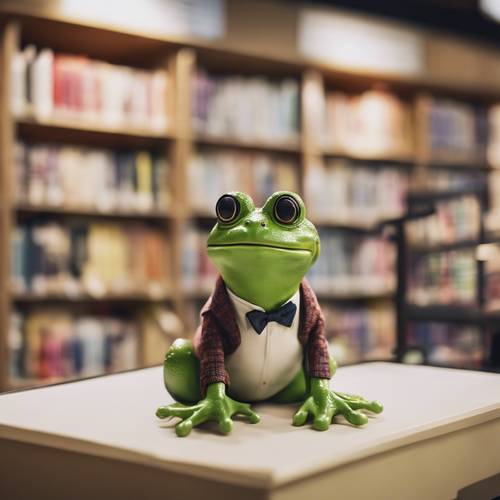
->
[215,194,240,224]
[274,195,300,224]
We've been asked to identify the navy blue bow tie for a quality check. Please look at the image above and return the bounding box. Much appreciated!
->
[246,301,297,334]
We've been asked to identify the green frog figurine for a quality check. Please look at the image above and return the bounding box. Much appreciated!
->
[156,191,383,436]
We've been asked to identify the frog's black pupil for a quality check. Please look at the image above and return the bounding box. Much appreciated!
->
[216,195,239,222]
[275,196,299,224]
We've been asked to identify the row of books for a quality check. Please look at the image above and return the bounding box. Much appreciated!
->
[191,69,300,143]
[408,250,477,306]
[11,222,170,297]
[406,322,484,369]
[406,195,481,247]
[305,161,408,223]
[9,311,139,381]
[322,90,413,157]
[11,46,169,131]
[188,151,299,213]
[421,97,487,164]
[321,301,395,365]
[13,142,171,213]
[307,231,396,295]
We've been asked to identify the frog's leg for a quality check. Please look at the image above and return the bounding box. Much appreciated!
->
[270,356,337,404]
[156,339,260,436]
[161,338,201,405]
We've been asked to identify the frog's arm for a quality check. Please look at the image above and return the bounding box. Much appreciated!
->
[156,314,260,437]
[292,314,383,431]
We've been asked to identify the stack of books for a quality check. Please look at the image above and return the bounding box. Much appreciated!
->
[321,301,395,365]
[14,142,171,212]
[188,151,299,213]
[11,222,170,297]
[11,46,169,131]
[191,69,300,143]
[407,322,484,369]
[9,311,139,382]
[421,97,487,164]
[406,195,481,247]
[323,89,413,158]
[308,231,396,295]
[305,160,408,224]
[408,250,477,306]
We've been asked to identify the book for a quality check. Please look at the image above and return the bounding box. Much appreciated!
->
[323,89,413,157]
[321,300,395,365]
[420,96,487,164]
[307,230,396,295]
[188,150,299,213]
[11,222,171,297]
[14,142,171,213]
[191,69,299,143]
[407,250,477,306]
[407,322,484,369]
[305,160,409,223]
[9,310,140,382]
[406,194,481,247]
[11,47,169,131]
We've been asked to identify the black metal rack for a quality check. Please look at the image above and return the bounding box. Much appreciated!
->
[381,183,500,371]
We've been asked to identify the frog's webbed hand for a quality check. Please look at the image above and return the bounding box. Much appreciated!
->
[156,382,260,437]
[292,378,383,431]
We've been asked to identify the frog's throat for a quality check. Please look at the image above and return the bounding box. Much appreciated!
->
[207,244,314,311]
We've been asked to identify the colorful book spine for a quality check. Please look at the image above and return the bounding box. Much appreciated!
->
[407,322,484,369]
[408,250,477,306]
[188,151,299,213]
[305,160,409,223]
[11,46,169,131]
[14,142,171,212]
[323,89,413,157]
[10,311,141,381]
[11,222,170,297]
[321,301,395,365]
[307,230,395,295]
[191,69,299,143]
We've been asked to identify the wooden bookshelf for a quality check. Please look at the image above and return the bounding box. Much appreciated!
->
[15,203,173,222]
[0,7,499,390]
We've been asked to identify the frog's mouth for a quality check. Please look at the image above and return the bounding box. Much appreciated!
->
[207,243,312,253]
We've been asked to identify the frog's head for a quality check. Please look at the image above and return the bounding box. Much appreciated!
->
[207,191,320,311]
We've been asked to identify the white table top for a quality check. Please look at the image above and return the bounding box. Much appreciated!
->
[1,362,500,488]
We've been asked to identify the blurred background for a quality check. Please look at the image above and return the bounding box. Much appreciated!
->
[1,0,500,391]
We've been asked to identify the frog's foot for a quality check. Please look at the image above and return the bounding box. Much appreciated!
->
[156,386,260,437]
[293,387,383,431]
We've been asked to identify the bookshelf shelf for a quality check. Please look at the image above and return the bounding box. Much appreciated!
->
[404,303,484,323]
[312,216,400,232]
[12,291,172,304]
[321,147,414,165]
[14,203,172,222]
[16,115,174,146]
[408,239,480,254]
[315,289,395,301]
[195,133,302,154]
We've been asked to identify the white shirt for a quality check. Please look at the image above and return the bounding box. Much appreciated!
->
[225,288,303,402]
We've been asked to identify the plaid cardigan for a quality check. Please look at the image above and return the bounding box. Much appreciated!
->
[193,276,331,396]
